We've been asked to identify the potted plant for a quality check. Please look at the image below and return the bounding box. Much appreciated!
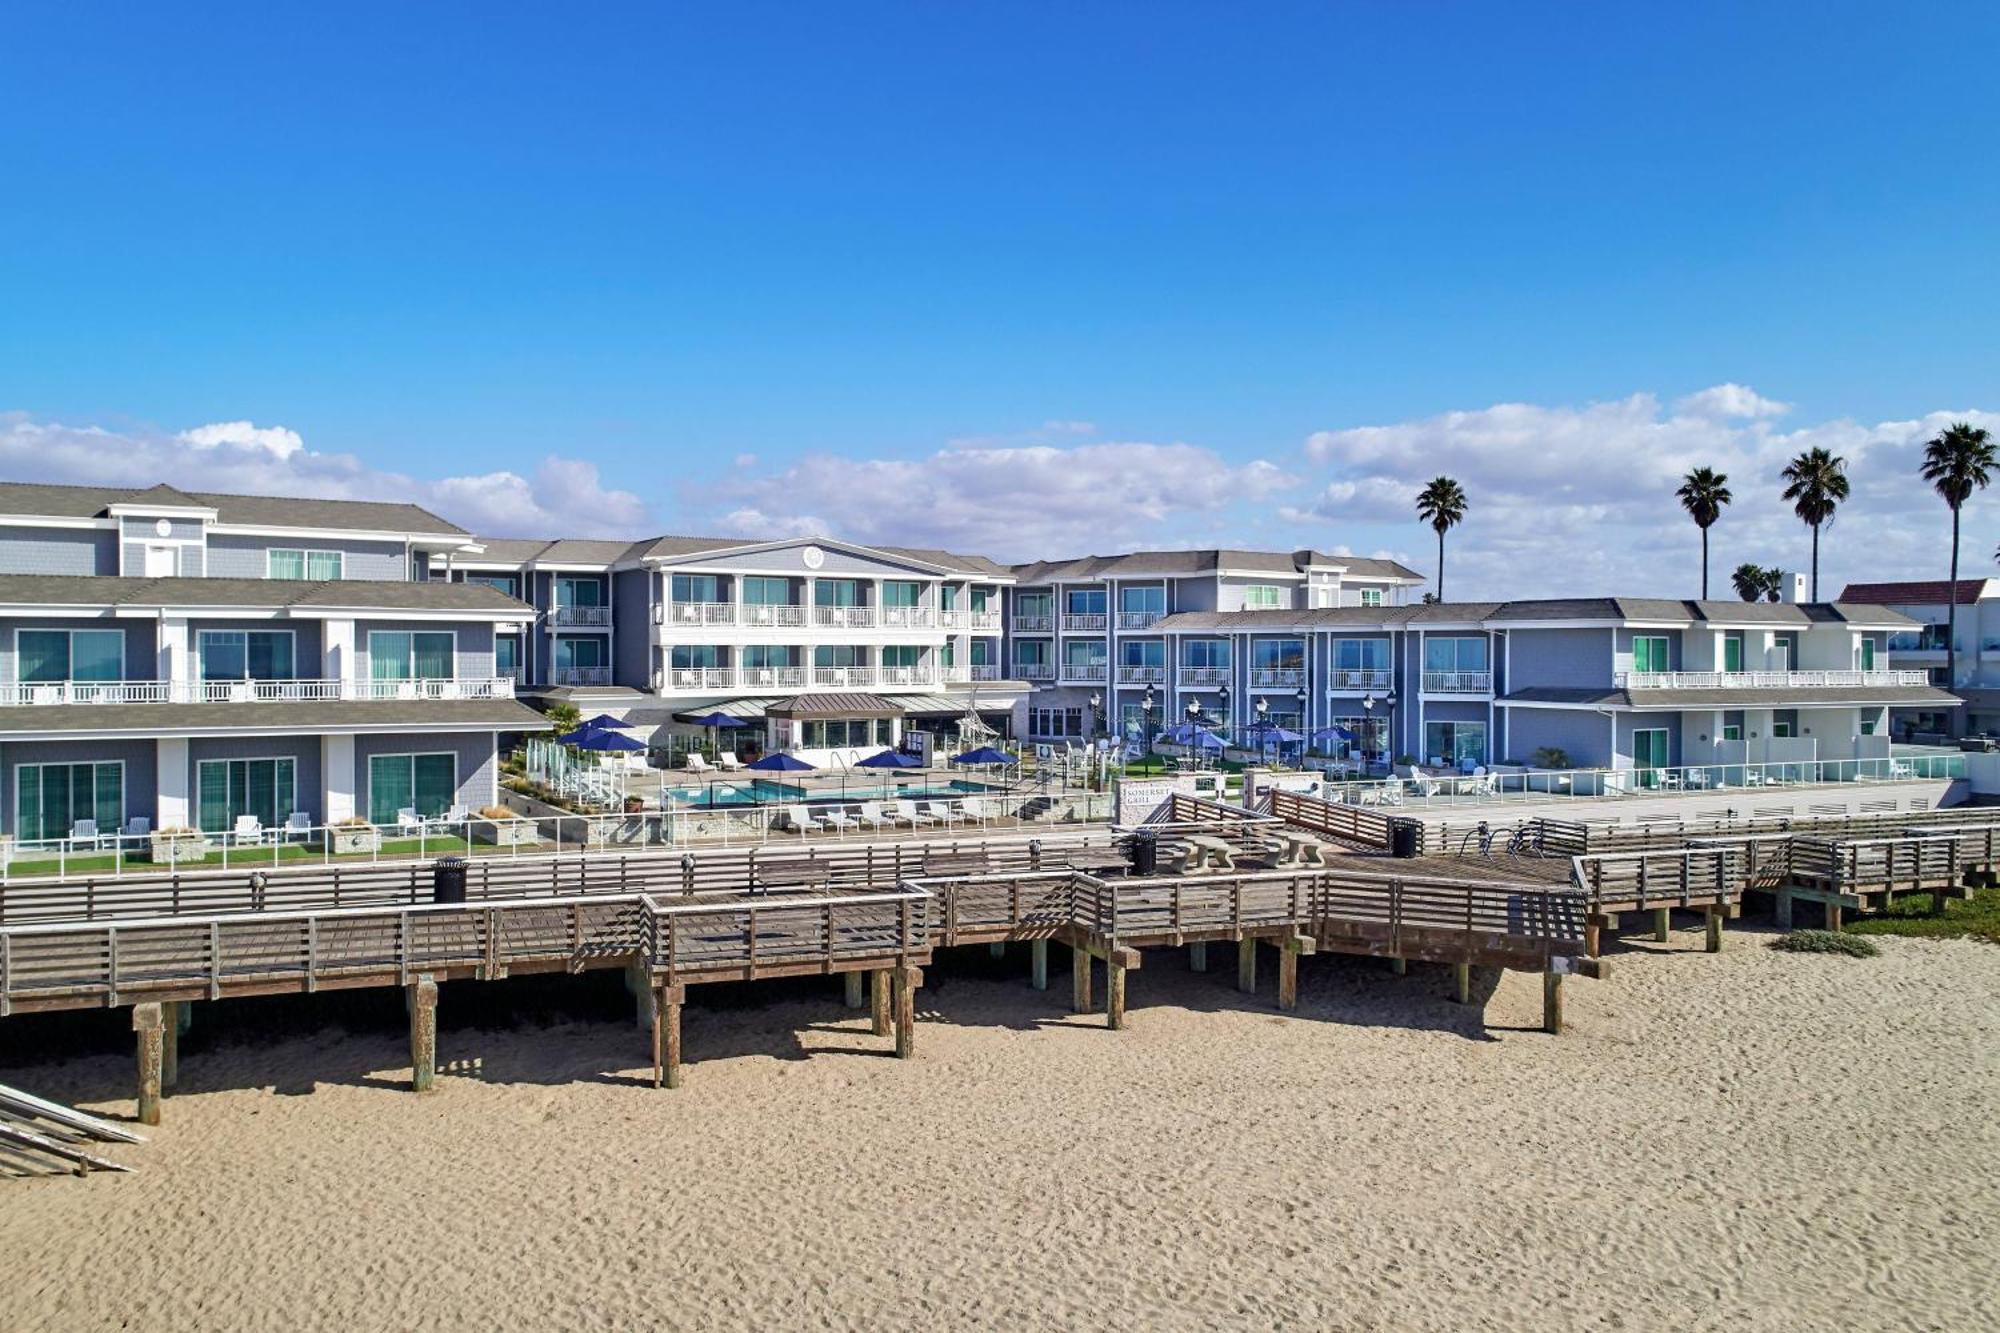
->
[149,825,210,865]
[330,816,381,855]
[471,804,538,848]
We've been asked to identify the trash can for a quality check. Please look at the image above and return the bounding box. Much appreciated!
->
[433,854,468,904]
[1129,829,1158,876]
[1388,818,1420,860]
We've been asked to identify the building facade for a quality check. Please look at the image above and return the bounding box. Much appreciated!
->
[1839,578,2000,737]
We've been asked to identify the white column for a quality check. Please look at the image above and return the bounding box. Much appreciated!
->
[156,738,190,829]
[158,618,189,692]
[323,618,356,696]
[323,733,357,823]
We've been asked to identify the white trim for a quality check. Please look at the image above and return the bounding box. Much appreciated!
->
[644,534,963,578]
[0,514,117,531]
[209,521,465,544]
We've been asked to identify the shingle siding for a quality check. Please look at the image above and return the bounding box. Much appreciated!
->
[0,527,118,577]
[0,737,158,838]
[1506,627,1614,690]
[353,731,497,816]
[206,533,409,582]
[185,734,325,821]
[1503,706,1614,767]
[0,618,158,685]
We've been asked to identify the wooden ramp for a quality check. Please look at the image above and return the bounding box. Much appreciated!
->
[0,1082,138,1175]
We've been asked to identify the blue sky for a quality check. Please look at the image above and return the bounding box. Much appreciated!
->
[2,2,1996,594]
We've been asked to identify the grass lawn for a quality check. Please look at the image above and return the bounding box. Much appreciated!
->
[1,834,517,879]
[1849,884,2000,945]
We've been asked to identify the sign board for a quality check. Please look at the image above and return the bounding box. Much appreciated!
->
[1115,775,1201,825]
[905,730,933,765]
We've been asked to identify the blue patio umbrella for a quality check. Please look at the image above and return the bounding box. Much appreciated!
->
[856,749,922,769]
[576,713,626,731]
[952,746,1016,766]
[685,711,746,730]
[1311,726,1357,745]
[748,751,815,772]
[563,726,645,752]
[1161,722,1225,750]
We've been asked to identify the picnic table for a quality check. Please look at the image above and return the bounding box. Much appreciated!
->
[1274,830,1329,867]
[1185,835,1237,871]
[1055,846,1130,874]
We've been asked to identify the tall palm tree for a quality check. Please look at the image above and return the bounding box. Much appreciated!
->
[1677,466,1733,598]
[1414,476,1467,601]
[1921,421,1996,689]
[1780,447,1850,601]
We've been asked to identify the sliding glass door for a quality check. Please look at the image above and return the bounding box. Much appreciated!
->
[367,753,457,825]
[17,762,123,841]
[196,758,297,833]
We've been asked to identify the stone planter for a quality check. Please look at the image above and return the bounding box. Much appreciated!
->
[472,818,539,848]
[585,815,653,848]
[330,824,382,855]
[148,831,211,865]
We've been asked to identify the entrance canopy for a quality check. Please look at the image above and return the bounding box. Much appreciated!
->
[764,693,902,720]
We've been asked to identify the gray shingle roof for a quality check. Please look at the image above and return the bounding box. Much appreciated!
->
[1009,548,1423,583]
[1499,685,1958,709]
[0,573,532,615]
[0,481,466,536]
[0,697,548,736]
[1154,596,1918,632]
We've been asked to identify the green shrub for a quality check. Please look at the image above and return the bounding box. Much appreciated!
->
[1769,930,1879,958]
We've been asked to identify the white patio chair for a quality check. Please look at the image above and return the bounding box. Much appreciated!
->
[779,804,816,833]
[396,807,423,834]
[717,751,744,772]
[233,814,266,844]
[893,798,937,826]
[685,752,714,775]
[68,818,99,850]
[819,805,859,833]
[854,800,889,831]
[1888,760,1915,780]
[120,815,151,845]
[444,804,472,825]
[926,801,969,827]
[284,812,312,842]
[960,797,990,823]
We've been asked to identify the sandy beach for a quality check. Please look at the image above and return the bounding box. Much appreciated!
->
[3,928,1996,1332]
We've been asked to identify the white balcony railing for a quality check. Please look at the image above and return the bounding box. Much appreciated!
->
[738,666,807,690]
[813,665,878,687]
[1116,611,1164,630]
[1177,666,1231,687]
[878,665,933,686]
[0,677,517,706]
[938,610,966,629]
[969,664,1002,681]
[880,607,933,629]
[1614,669,1931,691]
[667,601,736,627]
[1326,668,1393,691]
[552,605,612,628]
[1061,613,1108,633]
[740,604,807,628]
[967,611,1002,631]
[1117,664,1166,684]
[1421,671,1493,693]
[554,667,612,687]
[668,667,734,690]
[814,606,878,629]
[1061,660,1109,682]
[1015,662,1054,681]
[1249,668,1306,689]
[1012,614,1054,633]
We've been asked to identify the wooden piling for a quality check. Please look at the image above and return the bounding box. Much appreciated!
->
[132,1002,164,1127]
[1106,958,1127,1030]
[1584,915,1606,957]
[843,970,865,1010]
[1071,945,1093,1013]
[1452,962,1471,1005]
[1189,941,1208,972]
[408,973,437,1093]
[1775,890,1794,929]
[1704,905,1723,953]
[626,958,656,1030]
[652,983,685,1089]
[1236,938,1257,995]
[1030,939,1048,991]
[1542,970,1564,1036]
[892,966,919,1059]
[1277,936,1309,1012]
[1652,908,1671,943]
[869,968,892,1037]
[1826,902,1844,932]
[161,1000,181,1095]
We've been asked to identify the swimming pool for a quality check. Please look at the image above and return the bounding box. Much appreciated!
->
[661,779,1000,809]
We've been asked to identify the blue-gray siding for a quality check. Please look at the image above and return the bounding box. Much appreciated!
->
[0,527,118,577]
[205,533,409,582]
[0,738,158,837]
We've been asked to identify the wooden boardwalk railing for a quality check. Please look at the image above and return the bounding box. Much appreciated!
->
[1266,788,1395,850]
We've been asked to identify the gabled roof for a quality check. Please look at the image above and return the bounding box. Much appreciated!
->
[0,573,532,615]
[1153,596,1918,632]
[1838,578,1999,606]
[1010,547,1422,583]
[0,480,467,536]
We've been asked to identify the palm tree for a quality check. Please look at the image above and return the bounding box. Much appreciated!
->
[1920,421,1996,689]
[1414,476,1467,601]
[1780,447,1850,601]
[1677,466,1733,598]
[1730,562,1767,602]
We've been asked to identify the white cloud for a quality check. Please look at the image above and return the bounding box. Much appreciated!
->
[1674,383,1792,420]
[0,413,653,539]
[704,440,1295,559]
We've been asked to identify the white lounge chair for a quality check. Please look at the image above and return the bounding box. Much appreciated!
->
[854,801,891,831]
[926,801,968,827]
[960,797,990,823]
[717,751,744,772]
[819,805,859,833]
[67,818,99,850]
[685,752,714,775]
[893,798,937,827]
[779,804,816,833]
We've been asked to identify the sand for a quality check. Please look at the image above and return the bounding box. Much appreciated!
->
[3,929,1997,1332]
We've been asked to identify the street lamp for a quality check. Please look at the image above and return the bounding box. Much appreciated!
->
[1141,686,1156,758]
[1088,690,1103,742]
[1217,683,1232,748]
[1185,698,1205,770]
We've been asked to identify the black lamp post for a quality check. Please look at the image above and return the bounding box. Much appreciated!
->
[1294,685,1308,764]
[1217,683,1232,748]
[1185,698,1204,770]
[1141,686,1156,757]
[1088,690,1103,743]
[1362,689,1401,772]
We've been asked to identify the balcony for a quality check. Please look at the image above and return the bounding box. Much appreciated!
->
[739,666,807,690]
[969,664,1002,681]
[1061,660,1109,683]
[1015,662,1054,681]
[967,611,1002,631]
[668,667,734,690]
[0,678,516,706]
[1250,668,1306,689]
[554,667,612,687]
[1117,664,1166,684]
[738,604,806,628]
[1614,669,1932,691]
[813,665,877,687]
[1327,668,1393,691]
[814,606,877,629]
[1012,614,1054,633]
[878,665,934,686]
[1422,671,1493,693]
[664,601,736,627]
[1116,611,1164,630]
[552,604,612,628]
[880,607,933,629]
[1061,613,1108,633]
[1178,665,1231,687]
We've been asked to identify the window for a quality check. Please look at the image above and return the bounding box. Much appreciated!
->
[495,636,519,678]
[882,645,921,668]
[1028,706,1085,738]
[814,644,864,667]
[268,549,343,581]
[16,761,122,842]
[1772,710,1797,739]
[17,629,124,683]
[1334,638,1391,671]
[815,579,862,607]
[741,576,791,606]
[1424,637,1489,673]
[1358,588,1384,607]
[671,574,720,604]
[1422,721,1488,766]
[1251,639,1304,670]
[1119,639,1164,667]
[1064,587,1107,614]
[1243,585,1284,610]
[969,640,994,667]
[1064,640,1107,667]
[199,630,296,682]
[1721,723,1742,742]
[369,631,455,681]
[882,581,923,608]
[802,718,890,747]
[1772,633,1796,671]
[742,645,795,669]
[1014,640,1049,666]
[1631,728,1670,781]
[1631,635,1671,674]
[1860,716,1877,736]
[197,757,296,834]
[1182,639,1231,669]
[1015,592,1052,618]
[1118,586,1165,614]
[671,644,720,669]
[467,574,519,597]
[556,576,603,608]
[1858,638,1876,671]
[969,586,992,613]
[1333,715,1387,759]
[367,752,456,826]
[555,637,605,671]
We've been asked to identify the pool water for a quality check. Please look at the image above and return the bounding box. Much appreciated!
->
[662,779,999,809]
